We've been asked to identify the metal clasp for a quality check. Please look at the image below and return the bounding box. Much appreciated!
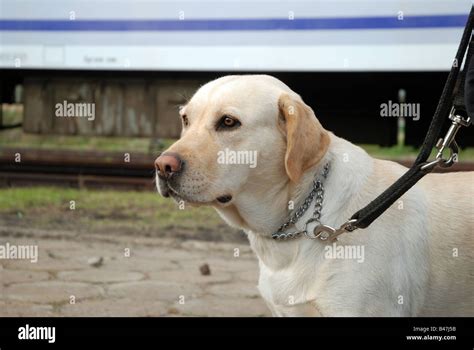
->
[420,108,471,172]
[305,219,357,242]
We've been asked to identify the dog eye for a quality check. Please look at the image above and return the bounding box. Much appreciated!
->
[181,114,189,127]
[217,115,241,130]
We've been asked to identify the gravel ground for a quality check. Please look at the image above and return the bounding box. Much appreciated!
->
[0,226,271,317]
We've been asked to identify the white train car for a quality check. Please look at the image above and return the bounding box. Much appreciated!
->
[0,0,472,72]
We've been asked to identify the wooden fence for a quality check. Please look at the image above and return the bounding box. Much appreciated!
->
[23,78,201,138]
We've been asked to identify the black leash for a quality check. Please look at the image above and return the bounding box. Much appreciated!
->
[345,6,474,232]
[466,44,474,118]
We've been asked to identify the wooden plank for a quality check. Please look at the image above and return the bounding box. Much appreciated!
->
[154,80,200,138]
[75,81,97,135]
[122,80,154,136]
[52,80,80,135]
[23,79,54,134]
[94,82,123,136]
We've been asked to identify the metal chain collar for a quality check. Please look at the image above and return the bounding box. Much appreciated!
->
[271,163,330,240]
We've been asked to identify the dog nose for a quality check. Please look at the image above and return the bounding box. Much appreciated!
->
[155,153,182,179]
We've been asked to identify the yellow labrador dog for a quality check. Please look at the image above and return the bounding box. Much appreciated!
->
[155,75,474,316]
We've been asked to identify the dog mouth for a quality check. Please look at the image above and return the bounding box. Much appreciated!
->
[158,178,208,204]
[157,171,232,205]
[157,174,178,199]
[158,177,232,206]
[163,182,185,201]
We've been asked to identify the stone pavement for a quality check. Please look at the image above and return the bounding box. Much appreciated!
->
[0,227,271,317]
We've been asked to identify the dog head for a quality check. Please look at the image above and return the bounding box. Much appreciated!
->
[155,75,329,212]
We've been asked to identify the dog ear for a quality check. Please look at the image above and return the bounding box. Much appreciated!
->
[278,93,330,183]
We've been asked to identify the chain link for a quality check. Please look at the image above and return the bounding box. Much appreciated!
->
[272,163,329,240]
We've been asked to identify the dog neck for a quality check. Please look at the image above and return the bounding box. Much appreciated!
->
[215,133,374,271]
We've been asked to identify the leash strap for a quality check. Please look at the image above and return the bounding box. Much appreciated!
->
[454,39,474,116]
[465,42,474,119]
[347,6,474,231]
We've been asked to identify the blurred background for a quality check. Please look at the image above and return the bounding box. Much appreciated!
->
[0,0,473,316]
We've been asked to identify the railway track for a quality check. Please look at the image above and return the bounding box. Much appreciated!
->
[0,148,473,191]
[0,148,156,190]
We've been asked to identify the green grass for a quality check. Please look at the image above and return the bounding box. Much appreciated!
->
[1,104,22,125]
[0,187,235,241]
[0,128,176,154]
[359,144,474,161]
[0,187,221,227]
